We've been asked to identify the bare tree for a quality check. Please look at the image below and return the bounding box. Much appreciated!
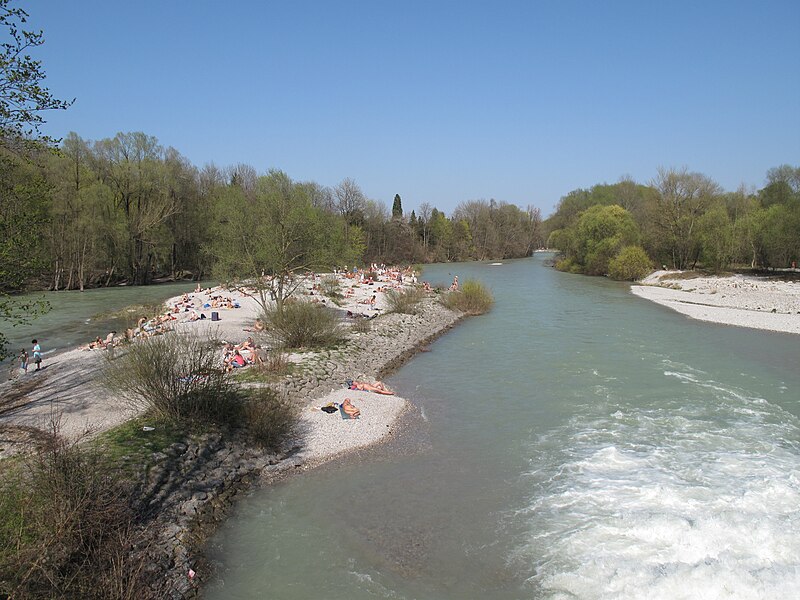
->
[418,201,432,249]
[334,177,366,224]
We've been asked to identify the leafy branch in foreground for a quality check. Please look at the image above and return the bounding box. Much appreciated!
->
[0,0,74,149]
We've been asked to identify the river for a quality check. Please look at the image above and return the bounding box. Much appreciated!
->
[202,255,800,599]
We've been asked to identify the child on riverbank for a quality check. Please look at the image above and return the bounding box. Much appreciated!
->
[19,348,28,374]
[31,339,42,371]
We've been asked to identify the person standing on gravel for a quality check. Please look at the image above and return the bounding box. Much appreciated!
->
[31,339,42,371]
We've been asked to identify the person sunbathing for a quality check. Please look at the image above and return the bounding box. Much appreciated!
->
[341,398,360,419]
[346,379,394,395]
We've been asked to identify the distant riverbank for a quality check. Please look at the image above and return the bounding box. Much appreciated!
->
[631,270,800,334]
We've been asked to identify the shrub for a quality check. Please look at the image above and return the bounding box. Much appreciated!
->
[318,275,342,300]
[105,332,240,425]
[243,388,298,450]
[385,287,424,314]
[264,301,345,349]
[608,245,653,281]
[555,256,582,274]
[0,422,147,599]
[264,348,291,373]
[441,279,494,315]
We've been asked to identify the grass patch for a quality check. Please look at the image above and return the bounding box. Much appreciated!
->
[232,350,294,383]
[92,416,189,475]
[441,279,494,315]
[385,287,425,314]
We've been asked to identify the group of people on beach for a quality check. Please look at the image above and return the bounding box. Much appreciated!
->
[222,337,263,372]
[12,339,42,377]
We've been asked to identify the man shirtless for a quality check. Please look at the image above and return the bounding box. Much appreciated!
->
[341,398,360,419]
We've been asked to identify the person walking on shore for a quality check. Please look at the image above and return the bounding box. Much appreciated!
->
[19,348,28,374]
[31,339,42,371]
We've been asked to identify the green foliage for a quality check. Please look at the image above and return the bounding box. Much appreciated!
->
[441,278,494,315]
[0,0,73,150]
[575,205,640,275]
[242,387,298,450]
[212,170,361,314]
[554,257,583,274]
[392,193,403,219]
[696,204,735,272]
[385,287,425,314]
[552,204,640,276]
[104,332,241,425]
[608,246,653,281]
[264,300,345,349]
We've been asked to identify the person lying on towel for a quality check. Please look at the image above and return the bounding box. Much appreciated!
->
[341,398,361,419]
[345,379,394,395]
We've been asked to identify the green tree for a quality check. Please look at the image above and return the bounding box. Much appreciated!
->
[651,168,721,269]
[574,204,640,275]
[0,0,72,150]
[93,132,178,284]
[696,204,735,272]
[608,245,652,281]
[392,193,403,220]
[213,170,360,314]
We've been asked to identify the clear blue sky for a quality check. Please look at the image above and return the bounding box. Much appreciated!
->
[31,0,800,216]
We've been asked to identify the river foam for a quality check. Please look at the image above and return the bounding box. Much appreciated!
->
[513,363,800,599]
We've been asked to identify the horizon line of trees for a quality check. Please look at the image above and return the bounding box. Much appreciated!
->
[543,166,800,279]
[1,131,546,294]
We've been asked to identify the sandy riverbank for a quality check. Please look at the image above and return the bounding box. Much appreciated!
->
[631,271,800,334]
[0,271,456,462]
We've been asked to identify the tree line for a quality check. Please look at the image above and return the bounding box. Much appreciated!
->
[0,131,545,294]
[543,166,800,279]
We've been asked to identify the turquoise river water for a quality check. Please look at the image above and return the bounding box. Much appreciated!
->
[2,281,205,363]
[204,255,800,599]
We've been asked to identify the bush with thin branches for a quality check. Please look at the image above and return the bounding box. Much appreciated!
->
[385,287,425,314]
[243,387,298,450]
[319,275,342,300]
[350,317,372,334]
[104,332,240,425]
[264,301,344,349]
[0,422,147,599]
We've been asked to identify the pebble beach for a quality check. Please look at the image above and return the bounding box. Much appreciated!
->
[631,270,800,334]
[0,271,461,462]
